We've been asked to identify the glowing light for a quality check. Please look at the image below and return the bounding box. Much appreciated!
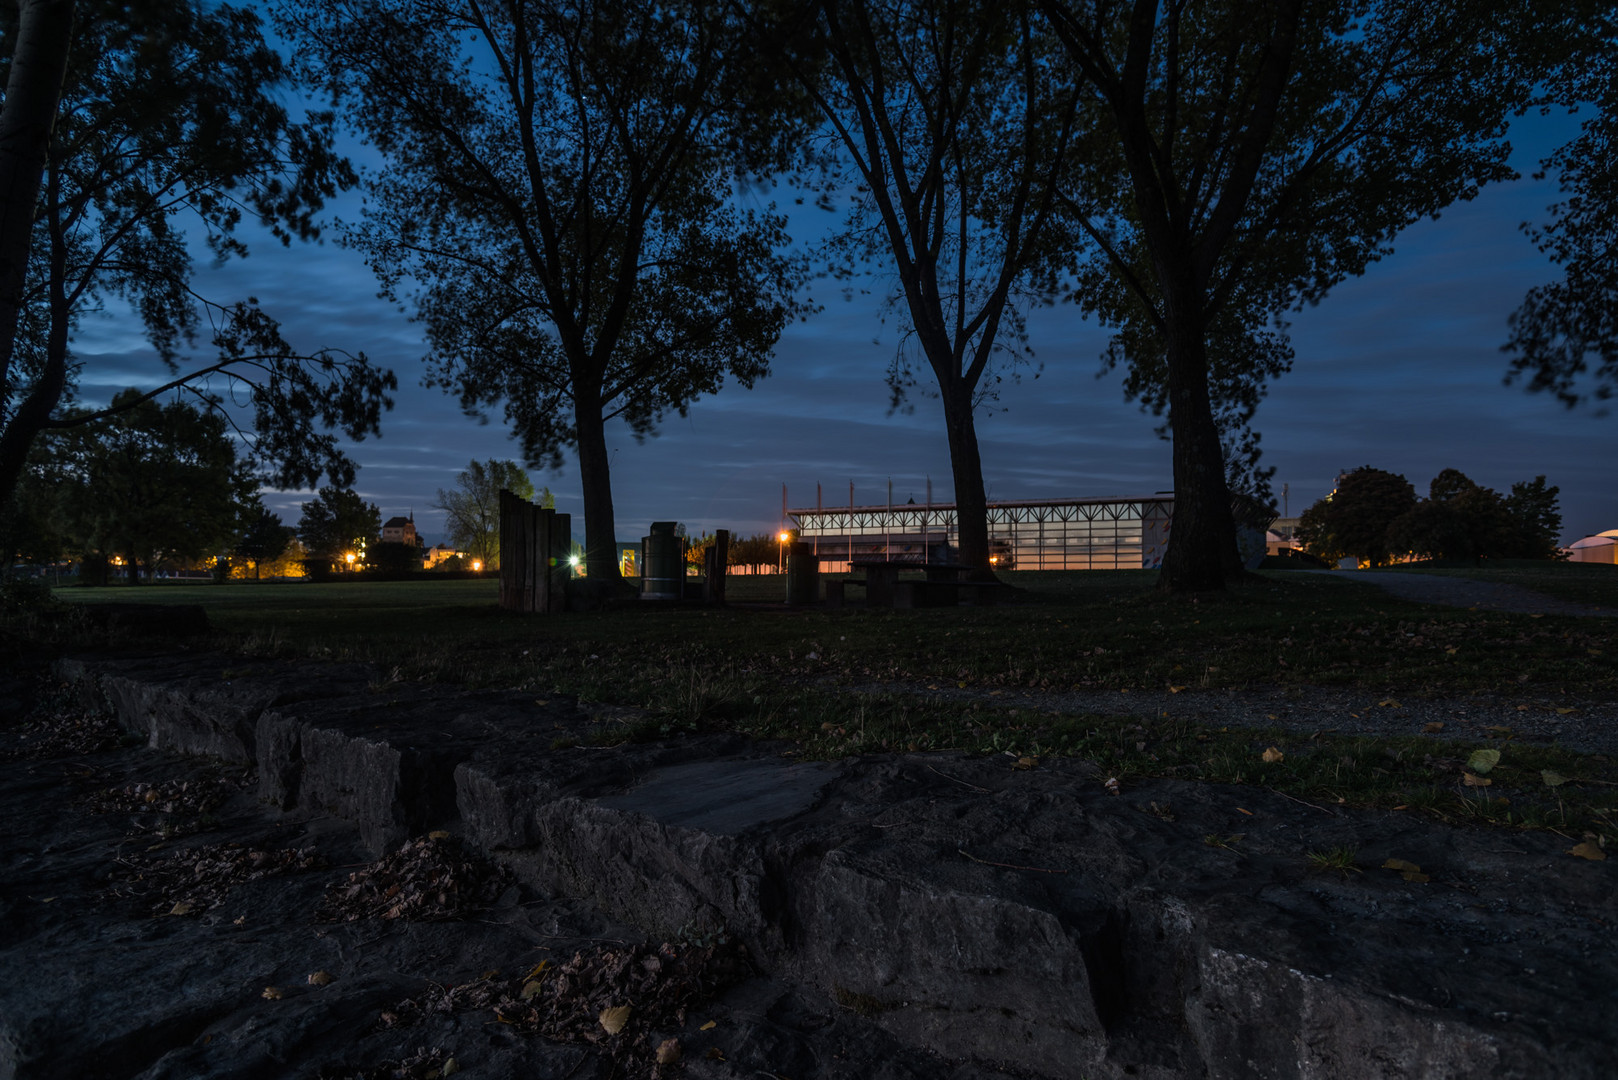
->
[778,531,789,543]
[471,560,483,572]
[568,554,580,567]
[345,552,356,565]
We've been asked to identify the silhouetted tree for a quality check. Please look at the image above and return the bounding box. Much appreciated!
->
[297,486,380,569]
[279,0,810,582]
[1503,476,1563,559]
[1041,0,1557,591]
[233,502,293,580]
[0,0,394,511]
[1505,6,1618,411]
[782,0,1078,576]
[46,390,256,583]
[433,459,544,571]
[1297,467,1415,568]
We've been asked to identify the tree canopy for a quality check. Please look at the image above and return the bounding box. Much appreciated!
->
[433,458,546,570]
[297,486,380,567]
[1040,0,1557,591]
[782,0,1079,576]
[1297,466,1415,568]
[279,0,810,582]
[0,0,395,511]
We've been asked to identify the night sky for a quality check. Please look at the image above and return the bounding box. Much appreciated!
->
[70,105,1614,551]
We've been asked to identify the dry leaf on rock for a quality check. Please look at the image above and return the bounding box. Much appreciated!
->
[308,971,333,987]
[655,1038,682,1066]
[1013,756,1038,770]
[1422,722,1445,733]
[1381,858,1429,882]
[1467,749,1501,774]
[316,834,511,924]
[699,1020,717,1031]
[1462,772,1493,787]
[1261,747,1284,763]
[1569,842,1607,861]
[1542,770,1569,788]
[1103,777,1120,796]
[262,986,283,1000]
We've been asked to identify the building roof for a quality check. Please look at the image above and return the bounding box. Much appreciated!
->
[383,516,414,529]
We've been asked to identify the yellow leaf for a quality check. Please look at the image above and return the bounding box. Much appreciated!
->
[1236,807,1253,816]
[168,901,193,916]
[523,960,550,981]
[307,971,333,987]
[705,1048,726,1062]
[1556,707,1575,715]
[1542,770,1568,787]
[1444,646,1459,654]
[957,680,967,689]
[1462,772,1493,787]
[599,1005,631,1035]
[1466,748,1501,774]
[1422,722,1444,733]
[699,1020,717,1031]
[522,980,545,1001]
[261,986,283,1000]
[1014,755,1038,770]
[1382,858,1421,873]
[655,1038,682,1066]
[1261,747,1283,764]
[1378,699,1401,708]
[428,830,450,840]
[1168,685,1187,694]
[441,1059,459,1077]
[1529,613,1544,618]
[1569,842,1607,861]
[1402,871,1430,882]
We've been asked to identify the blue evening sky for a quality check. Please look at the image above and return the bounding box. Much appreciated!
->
[68,98,1613,550]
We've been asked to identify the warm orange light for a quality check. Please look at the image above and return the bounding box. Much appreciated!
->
[471,560,482,572]
[345,552,356,564]
[778,531,790,543]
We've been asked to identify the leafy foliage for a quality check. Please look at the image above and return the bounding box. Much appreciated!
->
[1297,467,1416,567]
[432,459,541,570]
[233,502,293,580]
[38,390,257,581]
[0,0,393,505]
[297,486,381,566]
[1042,0,1555,590]
[1505,5,1618,411]
[280,0,809,578]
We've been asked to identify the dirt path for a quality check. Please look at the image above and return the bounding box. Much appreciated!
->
[1309,569,1618,617]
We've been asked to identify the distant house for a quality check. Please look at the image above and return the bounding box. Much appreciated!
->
[381,515,418,548]
[425,543,464,569]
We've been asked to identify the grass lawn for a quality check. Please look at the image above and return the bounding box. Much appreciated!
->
[1376,559,1618,608]
[23,561,1618,843]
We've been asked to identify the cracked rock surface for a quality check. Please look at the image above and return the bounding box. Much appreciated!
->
[3,648,1613,1079]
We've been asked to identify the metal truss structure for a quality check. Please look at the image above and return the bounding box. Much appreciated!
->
[789,495,1174,571]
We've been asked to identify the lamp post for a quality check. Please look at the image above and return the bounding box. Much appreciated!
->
[778,530,790,574]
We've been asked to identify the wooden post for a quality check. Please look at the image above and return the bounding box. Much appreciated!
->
[703,529,729,605]
[499,489,569,615]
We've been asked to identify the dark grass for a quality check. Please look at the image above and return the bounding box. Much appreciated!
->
[29,566,1618,844]
[1376,559,1618,609]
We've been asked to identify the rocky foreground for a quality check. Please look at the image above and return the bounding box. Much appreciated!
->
[1,649,1612,1079]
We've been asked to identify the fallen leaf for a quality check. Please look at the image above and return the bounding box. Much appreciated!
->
[261,987,283,1000]
[705,1048,726,1062]
[522,980,545,1001]
[1462,772,1493,787]
[307,970,333,987]
[1236,807,1253,816]
[1168,685,1187,694]
[1556,707,1576,715]
[1267,714,1278,720]
[1569,842,1606,861]
[1013,755,1038,770]
[1422,722,1445,733]
[956,681,967,689]
[1486,725,1514,736]
[1379,699,1401,708]
[1103,777,1121,796]
[442,1059,459,1077]
[1542,770,1569,788]
[1467,748,1501,775]
[599,1005,631,1035]
[233,915,246,925]
[1383,858,1419,872]
[699,1020,717,1031]
[428,830,451,840]
[656,1038,682,1066]
[1444,646,1459,655]
[1261,747,1284,763]
[168,901,193,916]
[1515,704,1529,712]
[1529,613,1544,619]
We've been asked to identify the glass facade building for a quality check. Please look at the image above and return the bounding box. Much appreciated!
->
[789,495,1175,571]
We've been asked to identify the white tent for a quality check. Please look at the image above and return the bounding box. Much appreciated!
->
[1567,535,1618,564]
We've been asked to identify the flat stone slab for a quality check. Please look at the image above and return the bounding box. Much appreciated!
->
[595,759,835,834]
[45,650,1618,1080]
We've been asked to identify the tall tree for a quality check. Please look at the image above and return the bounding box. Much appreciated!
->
[1040,0,1554,591]
[1296,466,1414,568]
[297,485,381,568]
[433,458,546,570]
[46,389,256,583]
[280,0,809,583]
[233,500,293,580]
[1504,7,1618,410]
[0,0,395,510]
[782,0,1078,575]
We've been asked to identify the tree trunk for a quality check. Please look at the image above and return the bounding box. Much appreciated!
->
[0,0,74,508]
[571,389,622,584]
[940,388,995,578]
[1158,315,1243,592]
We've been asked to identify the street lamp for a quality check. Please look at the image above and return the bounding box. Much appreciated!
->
[778,530,790,574]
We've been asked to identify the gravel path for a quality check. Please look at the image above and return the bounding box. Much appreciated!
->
[1308,569,1618,617]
